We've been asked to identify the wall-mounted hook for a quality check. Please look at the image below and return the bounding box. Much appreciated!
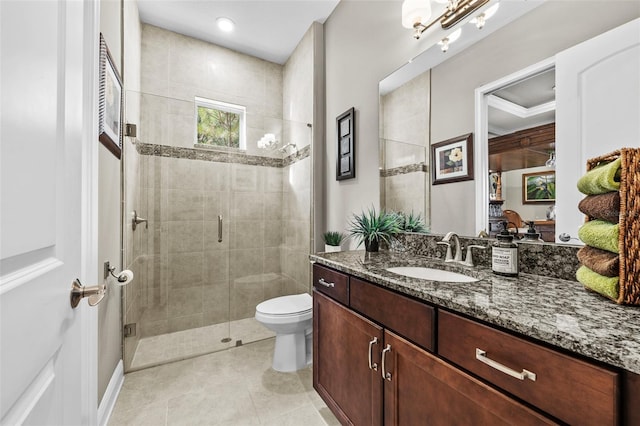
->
[132,210,148,231]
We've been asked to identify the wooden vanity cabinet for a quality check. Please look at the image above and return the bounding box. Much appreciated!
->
[312,264,625,425]
[313,290,383,425]
[438,310,619,426]
[383,330,555,425]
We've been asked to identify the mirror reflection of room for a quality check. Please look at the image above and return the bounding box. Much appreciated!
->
[487,68,556,242]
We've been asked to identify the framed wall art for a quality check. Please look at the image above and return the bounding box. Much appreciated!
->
[336,107,355,180]
[431,133,474,185]
[522,171,556,203]
[98,33,123,159]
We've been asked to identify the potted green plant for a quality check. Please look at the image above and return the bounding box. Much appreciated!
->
[348,207,402,252]
[323,231,346,253]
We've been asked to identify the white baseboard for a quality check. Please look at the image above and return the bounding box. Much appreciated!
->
[98,360,124,426]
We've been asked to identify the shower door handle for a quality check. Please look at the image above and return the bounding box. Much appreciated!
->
[218,215,223,243]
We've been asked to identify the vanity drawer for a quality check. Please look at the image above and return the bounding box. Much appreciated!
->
[312,264,349,305]
[438,310,619,426]
[350,277,435,351]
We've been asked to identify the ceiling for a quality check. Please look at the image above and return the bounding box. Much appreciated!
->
[136,0,340,64]
[488,68,556,172]
[488,68,556,136]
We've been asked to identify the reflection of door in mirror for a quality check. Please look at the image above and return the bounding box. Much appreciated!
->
[556,18,640,245]
[379,71,430,229]
[486,67,556,241]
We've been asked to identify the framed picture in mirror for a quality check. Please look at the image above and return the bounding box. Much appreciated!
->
[522,171,556,203]
[431,133,474,185]
[336,107,355,180]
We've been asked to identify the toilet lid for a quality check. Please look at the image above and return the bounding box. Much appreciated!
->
[256,293,312,316]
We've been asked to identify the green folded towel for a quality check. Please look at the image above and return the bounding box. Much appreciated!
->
[576,157,622,195]
[576,265,619,301]
[578,220,619,253]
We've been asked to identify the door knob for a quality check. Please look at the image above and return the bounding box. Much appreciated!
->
[70,279,106,308]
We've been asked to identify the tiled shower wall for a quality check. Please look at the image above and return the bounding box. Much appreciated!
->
[379,70,430,224]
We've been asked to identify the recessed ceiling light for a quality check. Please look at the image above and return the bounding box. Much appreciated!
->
[216,17,235,32]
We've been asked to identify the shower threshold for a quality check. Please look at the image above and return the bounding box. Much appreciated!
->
[129,317,274,371]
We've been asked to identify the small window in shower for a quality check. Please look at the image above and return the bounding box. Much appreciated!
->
[195,97,246,149]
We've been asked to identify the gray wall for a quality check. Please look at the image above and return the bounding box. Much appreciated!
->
[98,0,142,402]
[324,1,640,241]
[97,0,126,406]
[324,1,427,247]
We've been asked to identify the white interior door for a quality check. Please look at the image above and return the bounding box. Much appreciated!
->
[1,1,99,424]
[555,18,640,244]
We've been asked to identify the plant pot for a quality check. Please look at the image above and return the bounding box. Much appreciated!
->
[324,244,341,253]
[364,238,379,253]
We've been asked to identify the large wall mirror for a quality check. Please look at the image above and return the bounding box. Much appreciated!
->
[380,2,639,245]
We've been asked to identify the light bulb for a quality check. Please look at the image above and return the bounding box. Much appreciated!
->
[216,17,235,32]
[440,38,450,52]
[438,28,461,52]
[470,3,500,29]
[402,0,432,29]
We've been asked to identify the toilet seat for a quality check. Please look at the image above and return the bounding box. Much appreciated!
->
[256,293,312,317]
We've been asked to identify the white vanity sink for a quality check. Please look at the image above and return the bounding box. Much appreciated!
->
[386,267,479,283]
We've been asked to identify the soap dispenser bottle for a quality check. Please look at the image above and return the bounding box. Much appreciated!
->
[521,221,543,243]
[492,221,519,277]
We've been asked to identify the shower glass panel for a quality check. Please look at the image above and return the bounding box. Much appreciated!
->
[122,90,312,372]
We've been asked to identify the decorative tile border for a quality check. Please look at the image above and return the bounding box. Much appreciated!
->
[283,144,311,167]
[380,162,427,177]
[135,141,310,168]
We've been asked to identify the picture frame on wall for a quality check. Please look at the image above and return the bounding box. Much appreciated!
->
[336,107,355,180]
[522,171,556,204]
[98,33,123,159]
[431,133,474,185]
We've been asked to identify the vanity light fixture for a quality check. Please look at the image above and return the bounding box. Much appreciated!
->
[438,28,462,52]
[470,2,499,29]
[216,17,235,32]
[402,0,491,39]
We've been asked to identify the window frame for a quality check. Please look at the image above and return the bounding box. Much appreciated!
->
[194,96,246,150]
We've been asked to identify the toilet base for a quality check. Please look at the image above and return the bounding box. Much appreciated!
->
[272,331,307,372]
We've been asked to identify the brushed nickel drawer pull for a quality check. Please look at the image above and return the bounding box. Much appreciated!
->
[381,344,392,381]
[476,348,537,382]
[368,337,379,371]
[318,278,335,288]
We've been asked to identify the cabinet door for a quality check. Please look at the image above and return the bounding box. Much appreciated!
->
[383,330,556,426]
[313,290,383,425]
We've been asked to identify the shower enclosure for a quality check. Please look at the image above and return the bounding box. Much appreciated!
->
[119,22,320,371]
[122,91,313,371]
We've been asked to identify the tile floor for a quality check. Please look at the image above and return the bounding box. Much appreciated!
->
[131,318,275,370]
[109,338,340,425]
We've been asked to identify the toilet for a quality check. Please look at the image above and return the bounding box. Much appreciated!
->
[255,293,312,372]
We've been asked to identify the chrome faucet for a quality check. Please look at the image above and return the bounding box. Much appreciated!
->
[439,232,462,263]
[438,232,487,266]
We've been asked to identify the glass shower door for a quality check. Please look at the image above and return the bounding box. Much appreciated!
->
[122,91,232,371]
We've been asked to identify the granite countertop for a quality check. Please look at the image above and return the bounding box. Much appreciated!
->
[310,250,640,375]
